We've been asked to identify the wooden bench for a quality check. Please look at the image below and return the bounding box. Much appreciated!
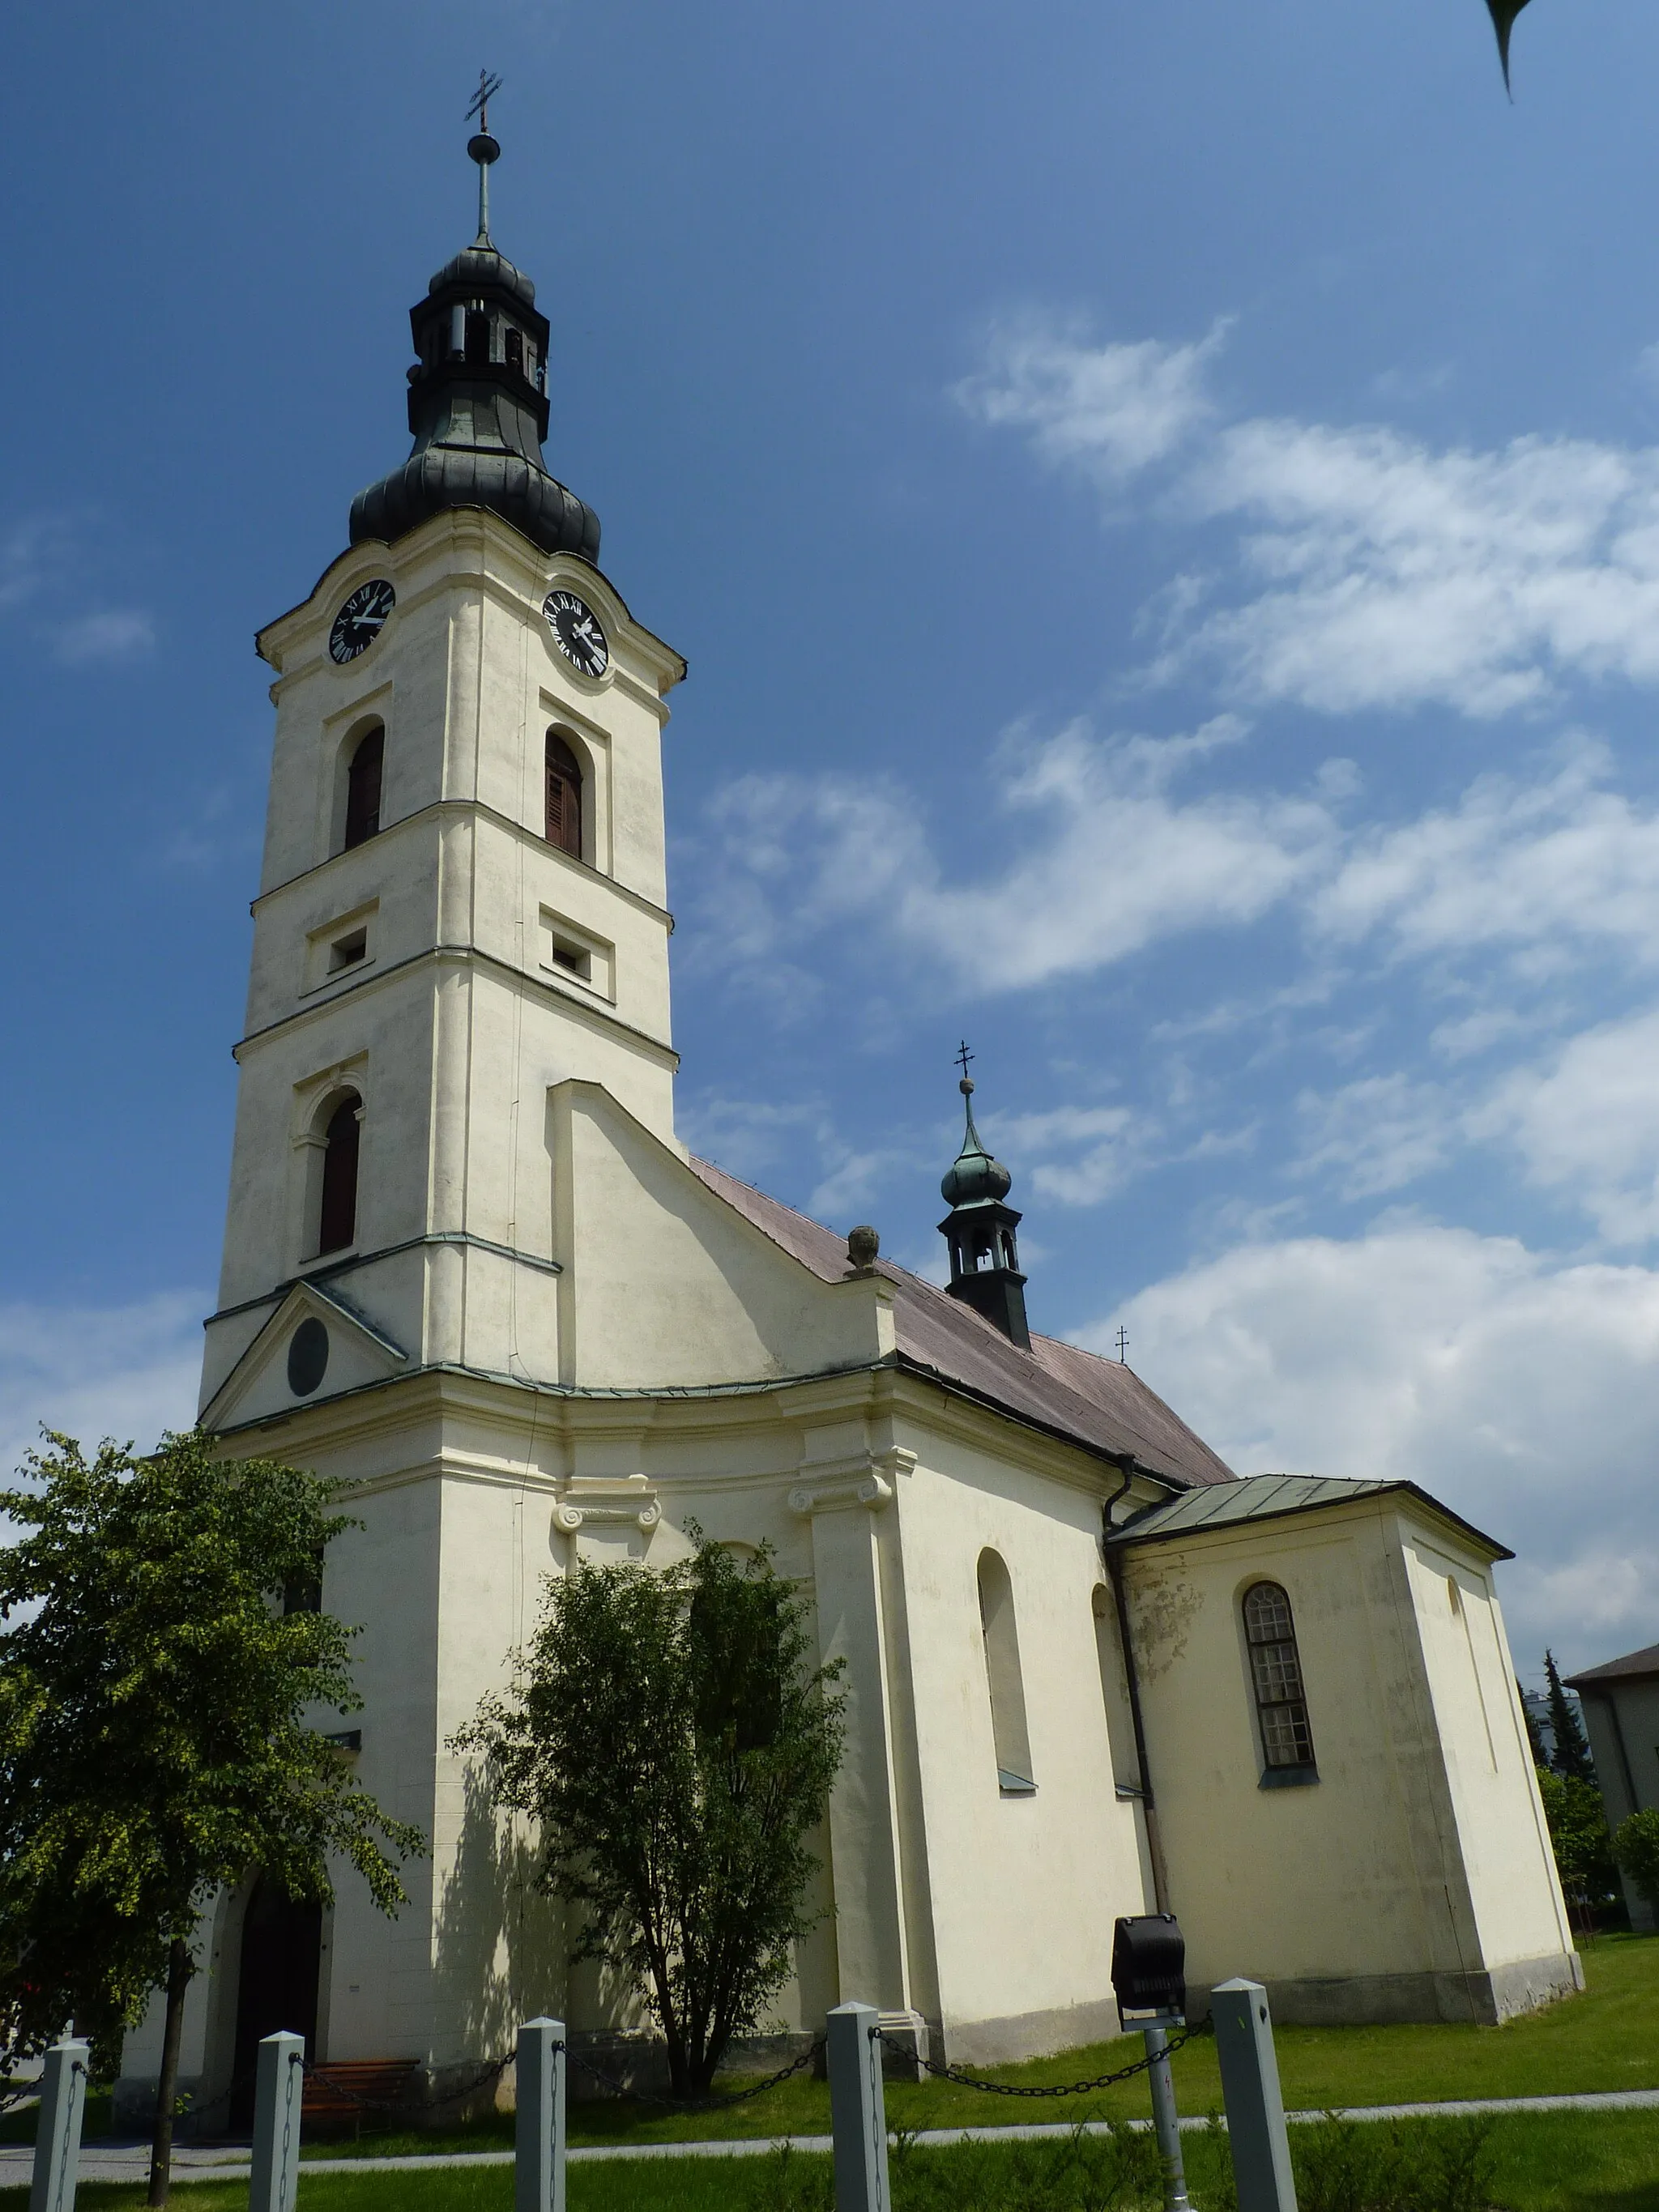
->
[301,2061,420,2135]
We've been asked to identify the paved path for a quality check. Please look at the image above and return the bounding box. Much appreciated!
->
[4,2087,1657,2185]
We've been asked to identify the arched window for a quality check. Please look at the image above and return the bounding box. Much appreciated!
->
[1243,1581,1316,1774]
[343,725,383,850]
[977,1549,1035,1793]
[545,731,583,858]
[317,1093,361,1255]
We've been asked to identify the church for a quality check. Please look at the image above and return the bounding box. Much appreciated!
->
[118,119,1578,2121]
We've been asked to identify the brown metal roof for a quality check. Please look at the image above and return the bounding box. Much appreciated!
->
[1565,1642,1659,1690]
[688,1156,1235,1491]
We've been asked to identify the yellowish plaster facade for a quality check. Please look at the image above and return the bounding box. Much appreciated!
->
[118,293,1578,2124]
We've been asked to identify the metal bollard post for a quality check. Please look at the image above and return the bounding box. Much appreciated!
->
[29,2039,89,2212]
[515,2017,566,2212]
[249,2031,305,2212]
[1143,2025,1192,2212]
[826,2001,889,2212]
[1213,1979,1298,2212]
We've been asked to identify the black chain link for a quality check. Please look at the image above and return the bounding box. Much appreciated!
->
[297,2054,512,2119]
[872,2015,1212,2099]
[565,2035,825,2112]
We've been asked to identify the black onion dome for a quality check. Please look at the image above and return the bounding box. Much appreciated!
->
[348,228,599,563]
[428,243,538,310]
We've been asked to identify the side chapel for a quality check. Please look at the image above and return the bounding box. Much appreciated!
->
[119,121,1577,2120]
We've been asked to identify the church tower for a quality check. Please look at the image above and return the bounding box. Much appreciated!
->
[937,1062,1030,1349]
[199,121,685,1430]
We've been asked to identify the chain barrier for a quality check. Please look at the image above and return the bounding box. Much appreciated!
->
[872,2015,1213,2100]
[564,2035,825,2112]
[296,2054,513,2120]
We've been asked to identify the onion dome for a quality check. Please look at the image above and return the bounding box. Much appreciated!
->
[348,113,599,563]
[941,1080,1013,1207]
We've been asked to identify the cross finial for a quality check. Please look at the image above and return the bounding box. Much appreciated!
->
[467,68,501,133]
[955,1040,975,1080]
[465,70,504,244]
[1115,1325,1128,1365]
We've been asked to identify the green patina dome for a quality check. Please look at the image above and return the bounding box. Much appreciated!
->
[940,1080,1013,1208]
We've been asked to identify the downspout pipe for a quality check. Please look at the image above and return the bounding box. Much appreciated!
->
[1104,1455,1172,1914]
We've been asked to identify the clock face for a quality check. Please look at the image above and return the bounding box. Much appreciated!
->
[543,589,609,678]
[329,578,396,664]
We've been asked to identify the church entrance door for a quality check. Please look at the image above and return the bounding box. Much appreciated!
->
[228,1876,322,2129]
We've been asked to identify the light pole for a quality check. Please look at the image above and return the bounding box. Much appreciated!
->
[1111,1913,1192,2212]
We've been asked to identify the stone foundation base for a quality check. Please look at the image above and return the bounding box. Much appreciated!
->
[1190,1947,1584,2029]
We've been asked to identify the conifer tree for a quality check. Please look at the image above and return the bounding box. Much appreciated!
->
[1543,1649,1596,1784]
[1518,1679,1550,1770]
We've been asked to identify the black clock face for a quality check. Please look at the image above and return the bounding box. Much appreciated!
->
[330,578,396,664]
[544,589,609,678]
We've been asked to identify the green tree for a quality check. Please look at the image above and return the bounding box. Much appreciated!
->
[457,1534,844,2095]
[1518,1680,1550,1769]
[1536,1767,1617,1911]
[1486,0,1533,91]
[1543,1650,1597,1784]
[0,1431,425,2204]
[1612,1808,1659,1916]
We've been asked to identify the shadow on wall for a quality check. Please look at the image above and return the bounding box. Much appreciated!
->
[432,1761,566,2067]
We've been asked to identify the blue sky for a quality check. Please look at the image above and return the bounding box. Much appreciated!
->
[4,0,1658,1674]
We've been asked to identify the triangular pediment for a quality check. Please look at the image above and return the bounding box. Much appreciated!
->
[201,1280,408,1433]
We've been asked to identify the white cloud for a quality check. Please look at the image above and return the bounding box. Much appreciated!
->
[1187,419,1659,718]
[1294,1074,1453,1199]
[1314,742,1659,965]
[1481,1008,1659,1243]
[1080,1225,1659,1669]
[702,718,1334,995]
[991,1103,1145,1208]
[955,315,1225,487]
[0,1292,203,1488]
[963,313,1659,719]
[50,609,154,664]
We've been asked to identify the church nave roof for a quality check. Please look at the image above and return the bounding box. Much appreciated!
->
[687,1154,1236,1492]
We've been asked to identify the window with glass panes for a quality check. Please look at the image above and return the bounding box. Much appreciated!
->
[1243,1580,1315,1769]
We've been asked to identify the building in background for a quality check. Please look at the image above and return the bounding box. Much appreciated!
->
[1566,1643,1659,1933]
[117,125,1579,2125]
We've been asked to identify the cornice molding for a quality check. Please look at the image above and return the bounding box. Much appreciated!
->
[790,1447,916,1517]
[552,1475,662,1534]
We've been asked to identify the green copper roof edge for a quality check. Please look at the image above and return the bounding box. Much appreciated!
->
[1108,1473,1514,1562]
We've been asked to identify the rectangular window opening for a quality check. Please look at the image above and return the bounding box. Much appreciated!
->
[548,935,592,981]
[328,928,369,972]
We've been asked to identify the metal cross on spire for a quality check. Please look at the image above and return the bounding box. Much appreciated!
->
[954,1040,975,1085]
[1115,1325,1128,1365]
[466,70,504,244]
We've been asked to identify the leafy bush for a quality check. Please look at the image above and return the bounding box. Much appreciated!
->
[1612,1807,1659,1910]
[1536,1767,1618,1906]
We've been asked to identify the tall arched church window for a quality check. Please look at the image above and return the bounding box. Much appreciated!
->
[1243,1580,1316,1775]
[977,1549,1035,1793]
[318,1093,361,1255]
[343,726,384,850]
[545,731,583,859]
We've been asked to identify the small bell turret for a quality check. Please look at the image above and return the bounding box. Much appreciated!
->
[938,1046,1030,1349]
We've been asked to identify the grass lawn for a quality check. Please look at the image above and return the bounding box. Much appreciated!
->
[5,2110,1659,2210]
[275,1930,1659,2158]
